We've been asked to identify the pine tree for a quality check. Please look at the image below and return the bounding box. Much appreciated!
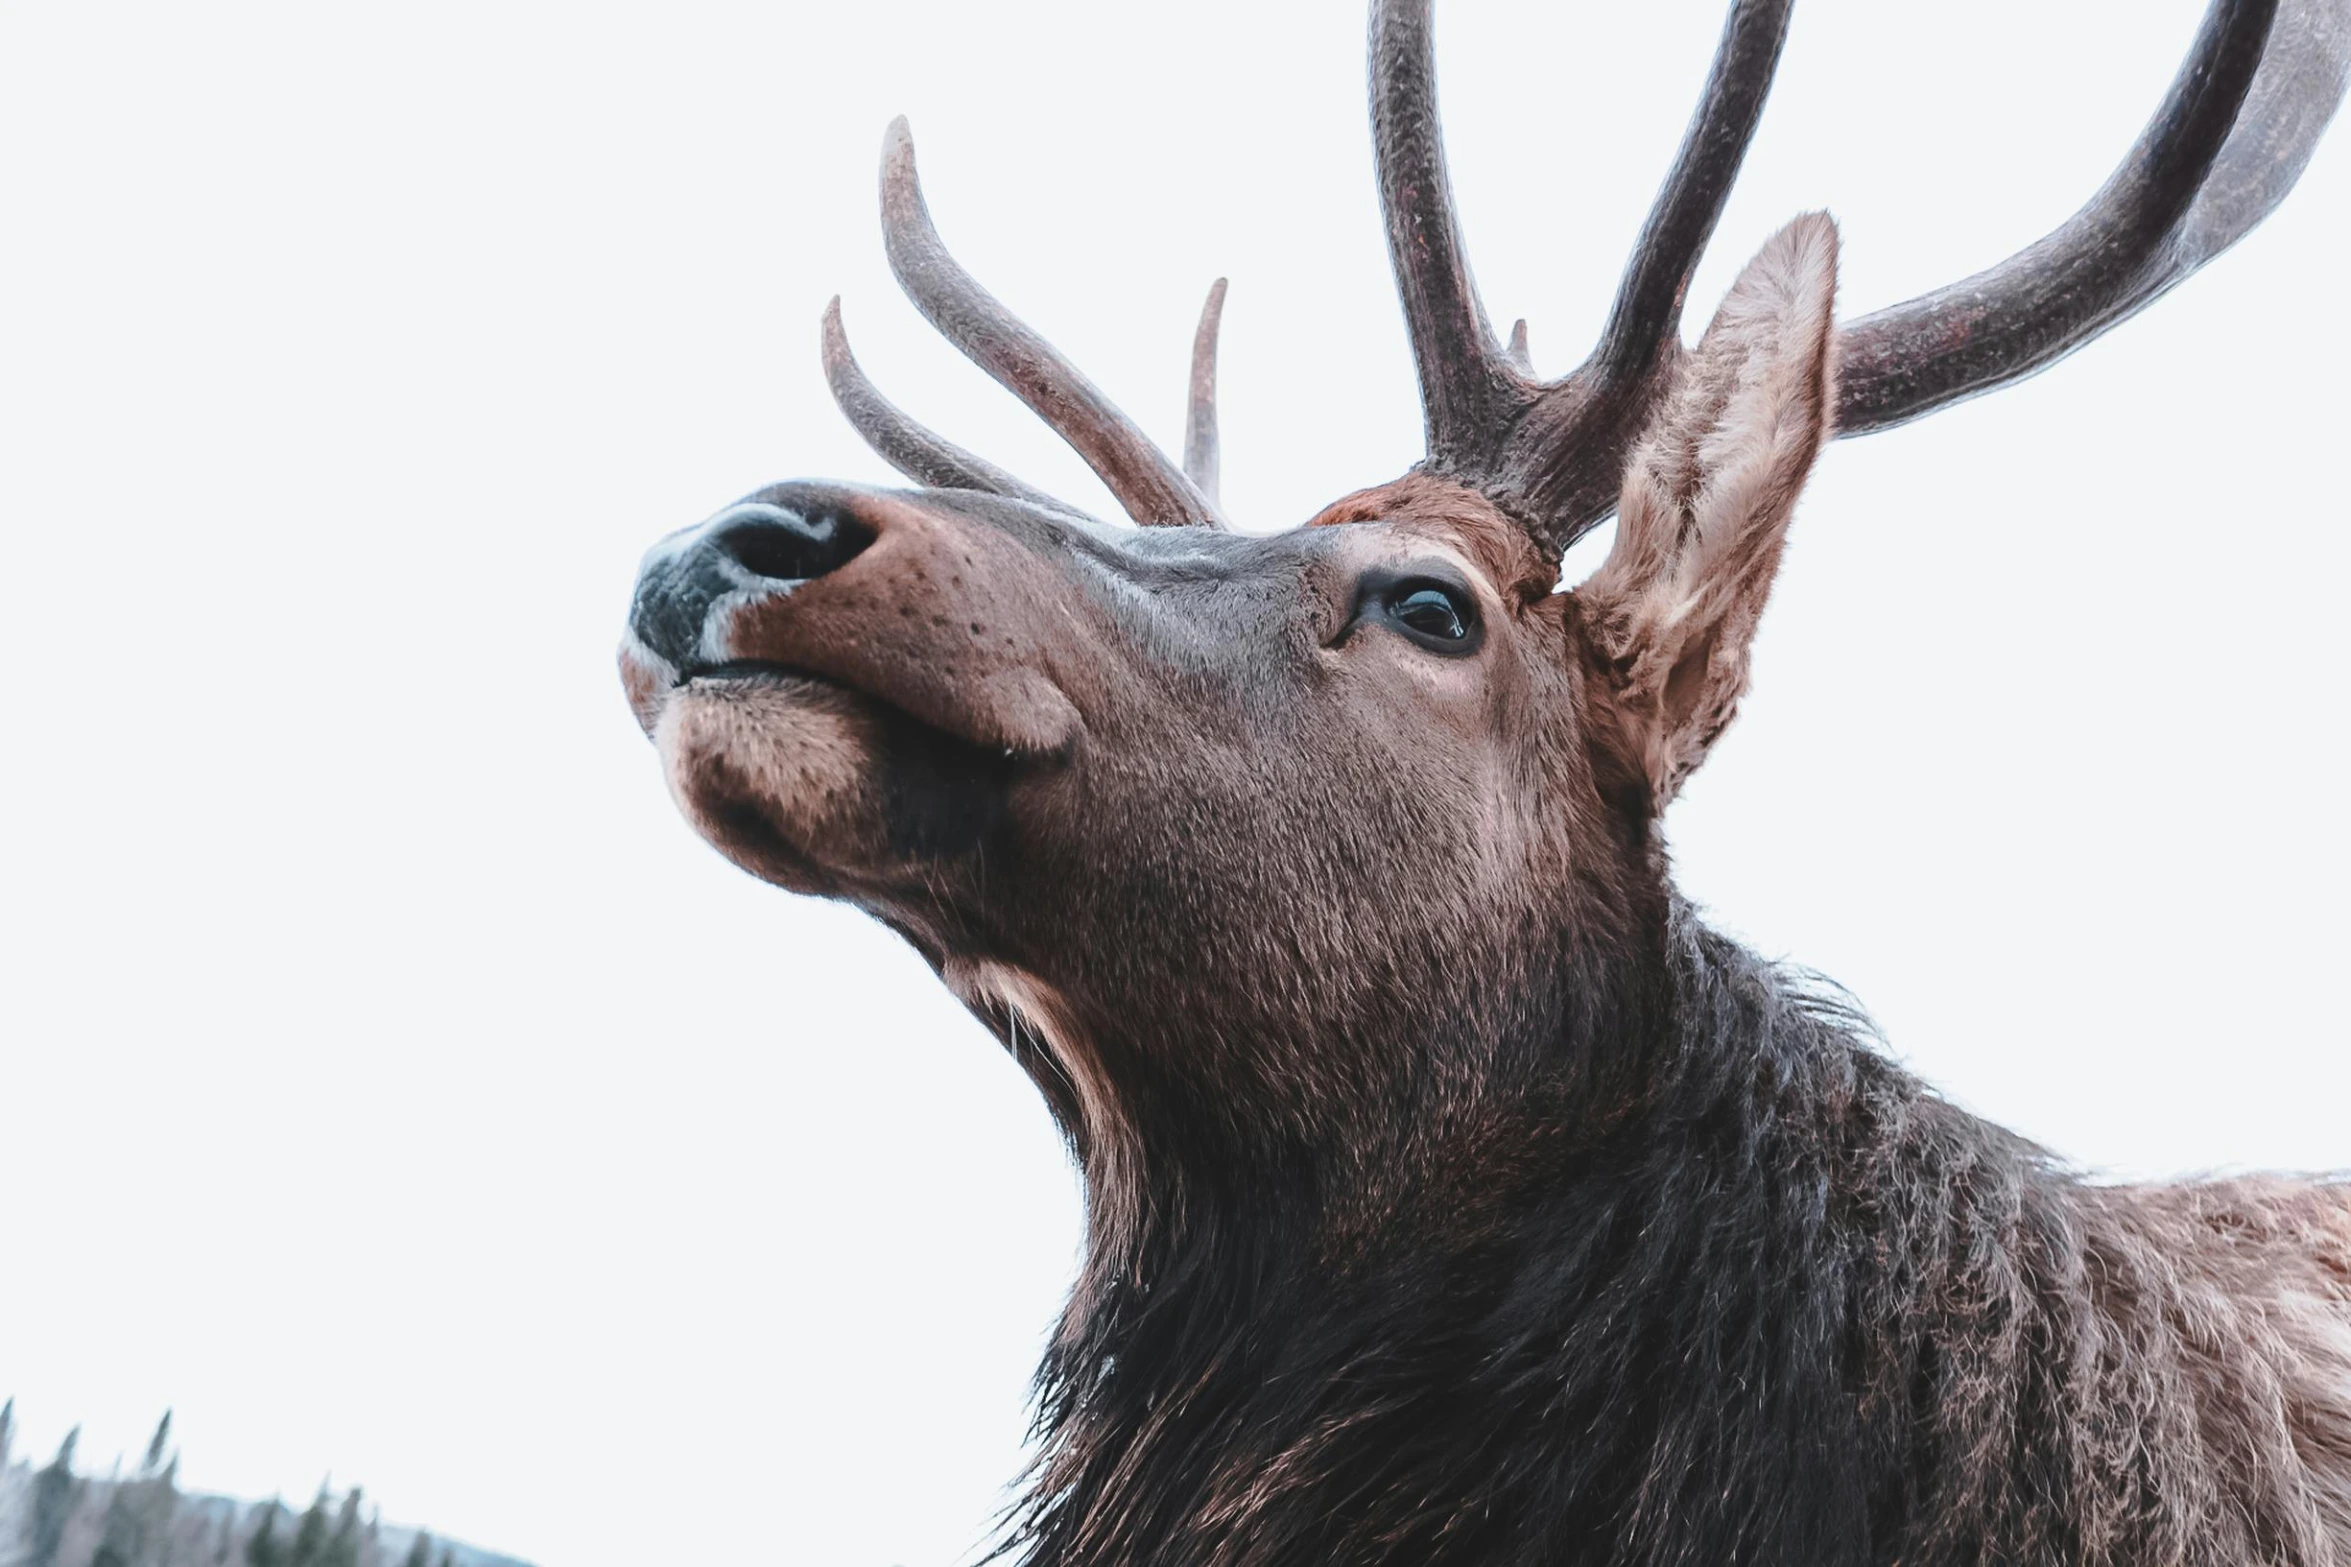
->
[246,1501,288,1567]
[323,1487,365,1567]
[289,1486,332,1567]
[94,1473,139,1567]
[433,1549,454,1567]
[397,1532,434,1567]
[28,1427,84,1567]
[1,1396,15,1470]
[93,1411,182,1567]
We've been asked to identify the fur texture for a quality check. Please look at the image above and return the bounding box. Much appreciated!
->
[1582,215,1839,810]
[1009,910,2351,1566]
[621,202,2351,1567]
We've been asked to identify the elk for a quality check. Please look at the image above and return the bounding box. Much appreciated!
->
[620,2,2351,1562]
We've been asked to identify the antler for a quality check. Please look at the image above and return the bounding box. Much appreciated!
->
[1184,279,1228,507]
[821,298,1065,509]
[1368,0,1526,464]
[1835,0,2347,431]
[1591,0,1798,388]
[1369,0,1796,552]
[1370,0,2347,556]
[824,119,1225,529]
[820,1,2345,548]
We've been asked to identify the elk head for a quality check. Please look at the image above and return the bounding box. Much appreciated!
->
[621,0,2347,1239]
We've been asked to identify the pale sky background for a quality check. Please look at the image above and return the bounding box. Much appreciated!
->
[2,2,2345,1564]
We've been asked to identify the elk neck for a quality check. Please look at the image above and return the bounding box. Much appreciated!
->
[1001,896,2064,1565]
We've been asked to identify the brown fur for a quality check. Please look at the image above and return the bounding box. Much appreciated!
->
[617,40,2351,1567]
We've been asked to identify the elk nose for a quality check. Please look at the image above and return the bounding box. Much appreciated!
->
[707,501,875,585]
[628,499,877,674]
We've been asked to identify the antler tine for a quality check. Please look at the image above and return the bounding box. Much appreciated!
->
[1365,0,1792,557]
[1183,278,1228,507]
[1370,0,1530,467]
[1592,0,1796,385]
[821,298,1066,508]
[877,118,1222,529]
[1835,0,2340,435]
[2172,0,2351,265]
[1506,318,1532,375]
[1361,0,2340,558]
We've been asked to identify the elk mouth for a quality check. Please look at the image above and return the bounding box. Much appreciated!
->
[671,655,1060,769]
[661,658,1028,883]
[674,657,809,687]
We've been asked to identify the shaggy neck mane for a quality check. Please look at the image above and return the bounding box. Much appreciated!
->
[1004,906,2350,1567]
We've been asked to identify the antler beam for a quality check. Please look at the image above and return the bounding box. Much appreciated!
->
[1369,0,1530,467]
[813,0,2346,553]
[1368,0,1797,553]
[1364,0,2345,557]
[1833,0,2343,433]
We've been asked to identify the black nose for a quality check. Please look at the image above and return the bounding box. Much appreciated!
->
[628,499,877,673]
[710,503,875,583]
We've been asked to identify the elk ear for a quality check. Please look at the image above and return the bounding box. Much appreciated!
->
[1575,213,1838,811]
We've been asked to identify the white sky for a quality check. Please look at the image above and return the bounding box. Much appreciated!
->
[2,2,2345,1563]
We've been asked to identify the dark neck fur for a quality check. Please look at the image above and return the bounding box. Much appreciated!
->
[1004,909,2247,1567]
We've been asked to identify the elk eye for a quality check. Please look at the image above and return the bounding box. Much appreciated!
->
[1386,580,1478,649]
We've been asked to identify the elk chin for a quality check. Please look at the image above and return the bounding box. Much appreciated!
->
[656,669,1020,897]
[657,673,891,894]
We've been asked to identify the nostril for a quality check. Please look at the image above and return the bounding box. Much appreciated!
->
[711,503,876,585]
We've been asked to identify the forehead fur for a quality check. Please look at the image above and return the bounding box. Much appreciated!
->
[1306,473,1560,602]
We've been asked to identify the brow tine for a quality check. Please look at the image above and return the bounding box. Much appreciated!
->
[1592,0,1797,384]
[1183,278,1228,508]
[1834,0,2326,435]
[1369,0,1528,465]
[877,118,1223,529]
[820,298,1067,508]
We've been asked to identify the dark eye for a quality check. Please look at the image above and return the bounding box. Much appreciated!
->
[1386,580,1479,649]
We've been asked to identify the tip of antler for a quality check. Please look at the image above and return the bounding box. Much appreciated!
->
[817,293,877,433]
[883,116,918,189]
[817,290,1068,509]
[1196,278,1230,356]
[1506,318,1531,374]
[1186,280,1229,506]
[820,294,851,366]
[879,118,930,260]
[863,111,1225,530]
